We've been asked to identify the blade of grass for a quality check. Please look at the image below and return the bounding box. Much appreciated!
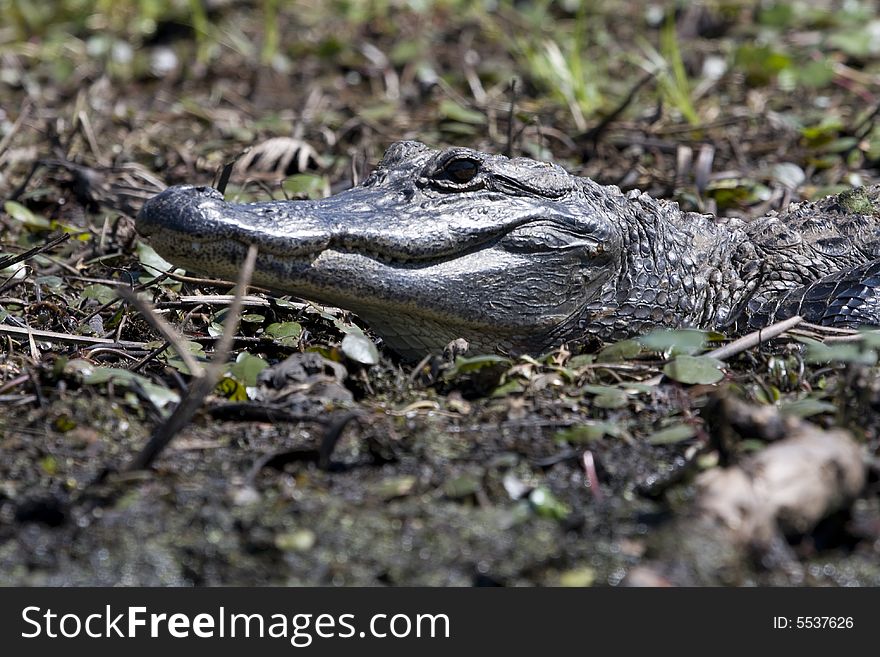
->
[659,14,699,125]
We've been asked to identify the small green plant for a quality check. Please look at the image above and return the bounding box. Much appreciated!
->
[509,1,606,131]
[658,14,698,124]
[637,14,698,125]
[187,0,212,63]
[261,0,280,64]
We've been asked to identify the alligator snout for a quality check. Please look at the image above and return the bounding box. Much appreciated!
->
[136,185,226,238]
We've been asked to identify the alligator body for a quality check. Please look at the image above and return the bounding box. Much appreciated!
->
[137,141,880,360]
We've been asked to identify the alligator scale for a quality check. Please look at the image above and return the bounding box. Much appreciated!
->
[137,141,880,360]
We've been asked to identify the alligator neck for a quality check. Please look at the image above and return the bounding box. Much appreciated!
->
[573,187,757,342]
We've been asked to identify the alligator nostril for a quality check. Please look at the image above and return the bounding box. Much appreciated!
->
[183,185,223,200]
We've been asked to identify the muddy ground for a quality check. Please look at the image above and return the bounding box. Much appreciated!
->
[1,1,880,585]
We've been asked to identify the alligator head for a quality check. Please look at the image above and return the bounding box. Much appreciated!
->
[137,141,629,360]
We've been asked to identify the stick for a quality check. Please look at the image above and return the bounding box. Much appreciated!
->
[705,315,804,362]
[0,324,146,349]
[126,245,258,471]
[0,233,70,270]
[505,78,518,157]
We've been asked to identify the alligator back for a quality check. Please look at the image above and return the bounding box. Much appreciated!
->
[737,185,880,329]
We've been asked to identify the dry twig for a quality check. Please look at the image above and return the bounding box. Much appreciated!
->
[0,324,146,349]
[0,233,70,271]
[705,315,804,362]
[126,244,258,471]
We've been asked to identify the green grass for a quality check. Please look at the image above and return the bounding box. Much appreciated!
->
[3,0,879,157]
[657,14,698,125]
[506,0,608,131]
[634,13,699,126]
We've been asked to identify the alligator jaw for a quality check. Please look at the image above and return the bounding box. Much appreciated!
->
[137,180,608,359]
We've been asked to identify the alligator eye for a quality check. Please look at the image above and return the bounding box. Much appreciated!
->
[439,158,480,184]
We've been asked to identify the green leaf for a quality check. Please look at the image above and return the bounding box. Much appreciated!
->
[706,180,755,209]
[567,354,595,368]
[136,240,183,284]
[554,422,619,443]
[445,354,511,380]
[802,340,877,365]
[35,275,64,289]
[441,122,478,136]
[594,391,629,409]
[758,3,794,27]
[4,201,51,229]
[332,317,366,336]
[490,379,525,397]
[390,40,423,65]
[230,352,269,386]
[596,339,642,362]
[272,298,301,310]
[282,174,329,200]
[778,398,837,418]
[439,99,486,125]
[265,321,303,347]
[857,329,880,348]
[754,385,781,405]
[663,355,724,384]
[801,116,844,148]
[639,329,707,355]
[828,29,876,58]
[65,359,180,410]
[139,381,184,409]
[528,487,570,520]
[797,58,835,88]
[341,332,379,365]
[80,283,117,306]
[581,385,629,409]
[53,414,77,432]
[39,456,58,475]
[648,423,696,445]
[734,44,792,86]
[148,340,206,375]
[825,137,859,154]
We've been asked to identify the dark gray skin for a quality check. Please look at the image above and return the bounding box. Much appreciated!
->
[137,140,880,360]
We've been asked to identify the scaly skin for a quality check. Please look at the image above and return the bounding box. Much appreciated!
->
[136,141,880,360]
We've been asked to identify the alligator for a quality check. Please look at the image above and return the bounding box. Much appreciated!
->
[137,140,880,360]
